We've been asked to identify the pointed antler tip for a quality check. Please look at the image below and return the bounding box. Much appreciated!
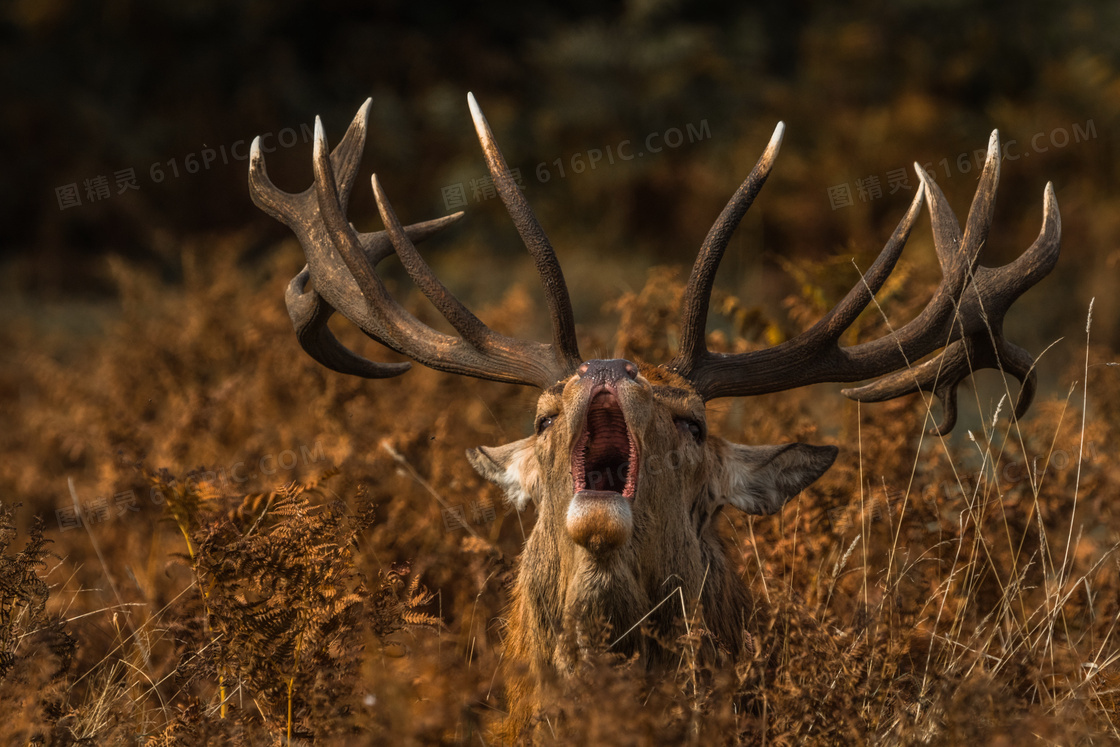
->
[985,130,1001,166]
[352,99,373,131]
[772,121,786,140]
[467,92,483,122]
[913,161,929,185]
[312,117,328,158]
[249,136,262,160]
[370,174,391,209]
[371,175,400,226]
[765,122,785,154]
[1044,182,1058,214]
[1041,181,1061,234]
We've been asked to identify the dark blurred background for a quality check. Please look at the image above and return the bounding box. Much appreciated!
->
[3,0,1118,355]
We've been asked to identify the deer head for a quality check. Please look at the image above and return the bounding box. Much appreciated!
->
[248,94,1060,733]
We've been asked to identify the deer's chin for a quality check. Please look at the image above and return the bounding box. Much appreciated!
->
[566,490,633,555]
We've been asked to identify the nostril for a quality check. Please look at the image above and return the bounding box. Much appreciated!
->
[578,358,638,384]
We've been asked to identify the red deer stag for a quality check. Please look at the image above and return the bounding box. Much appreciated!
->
[248,94,1060,735]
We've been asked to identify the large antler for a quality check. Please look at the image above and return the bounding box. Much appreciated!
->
[249,95,582,388]
[668,130,1061,434]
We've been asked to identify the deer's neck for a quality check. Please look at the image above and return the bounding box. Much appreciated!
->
[511,503,748,670]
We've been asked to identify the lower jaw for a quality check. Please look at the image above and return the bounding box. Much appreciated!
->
[565,490,633,555]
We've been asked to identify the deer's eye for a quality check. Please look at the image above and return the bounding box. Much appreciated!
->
[536,414,557,435]
[675,417,705,443]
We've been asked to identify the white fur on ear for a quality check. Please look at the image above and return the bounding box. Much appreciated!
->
[466,437,539,511]
[720,442,838,515]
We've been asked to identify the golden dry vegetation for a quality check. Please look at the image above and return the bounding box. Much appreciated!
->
[2,228,1119,744]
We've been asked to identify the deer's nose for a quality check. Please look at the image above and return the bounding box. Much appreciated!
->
[577,359,638,385]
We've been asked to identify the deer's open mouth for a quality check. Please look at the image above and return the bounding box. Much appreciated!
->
[571,390,638,499]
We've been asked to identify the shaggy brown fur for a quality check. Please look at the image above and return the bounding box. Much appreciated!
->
[468,361,835,738]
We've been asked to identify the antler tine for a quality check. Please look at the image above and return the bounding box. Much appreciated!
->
[670,122,785,377]
[957,130,1001,266]
[843,179,1061,434]
[310,117,567,388]
[841,334,1038,436]
[249,99,464,266]
[679,182,925,400]
[468,92,582,375]
[672,128,1059,434]
[371,174,491,346]
[808,184,926,339]
[249,103,465,379]
[284,267,410,379]
[280,213,467,379]
[840,134,1002,369]
[250,99,370,226]
[370,173,567,384]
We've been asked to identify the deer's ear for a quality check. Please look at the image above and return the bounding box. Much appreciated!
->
[466,438,540,511]
[719,442,838,515]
